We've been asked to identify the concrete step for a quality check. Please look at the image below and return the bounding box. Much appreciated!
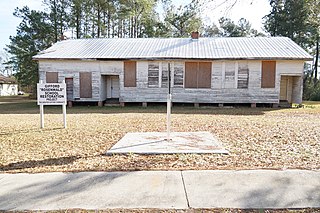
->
[104,103,120,107]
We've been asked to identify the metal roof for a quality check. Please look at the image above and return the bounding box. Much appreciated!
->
[33,37,313,61]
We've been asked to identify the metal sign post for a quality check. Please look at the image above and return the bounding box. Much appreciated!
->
[166,63,172,141]
[37,80,67,129]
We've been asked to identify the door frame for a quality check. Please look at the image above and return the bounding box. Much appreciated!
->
[105,75,120,99]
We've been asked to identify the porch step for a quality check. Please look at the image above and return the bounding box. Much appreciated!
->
[104,103,121,107]
[104,98,120,107]
[279,100,292,108]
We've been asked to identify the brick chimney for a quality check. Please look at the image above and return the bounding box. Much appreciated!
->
[191,31,199,39]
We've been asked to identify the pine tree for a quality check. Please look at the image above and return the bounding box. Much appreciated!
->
[5,7,54,90]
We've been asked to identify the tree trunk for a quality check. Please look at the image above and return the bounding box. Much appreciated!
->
[53,0,58,42]
[130,16,134,38]
[97,6,101,38]
[76,10,81,39]
[107,9,111,38]
[315,38,319,83]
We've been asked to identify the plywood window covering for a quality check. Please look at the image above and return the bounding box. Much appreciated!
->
[185,62,211,88]
[238,62,249,89]
[261,61,276,88]
[148,62,159,88]
[80,72,92,98]
[198,62,212,88]
[185,62,198,88]
[46,72,58,83]
[173,62,184,87]
[124,61,136,87]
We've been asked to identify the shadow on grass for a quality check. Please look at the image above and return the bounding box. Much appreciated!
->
[0,156,80,172]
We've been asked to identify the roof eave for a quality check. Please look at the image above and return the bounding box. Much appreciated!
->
[33,57,314,61]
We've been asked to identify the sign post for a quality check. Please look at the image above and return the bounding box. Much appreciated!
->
[166,63,172,141]
[37,80,67,128]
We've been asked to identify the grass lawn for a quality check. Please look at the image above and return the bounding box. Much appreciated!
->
[0,96,319,173]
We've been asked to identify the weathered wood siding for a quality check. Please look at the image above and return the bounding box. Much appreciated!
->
[39,59,305,104]
[277,61,304,104]
[39,60,122,102]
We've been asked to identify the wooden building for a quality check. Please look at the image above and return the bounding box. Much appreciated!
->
[33,35,312,107]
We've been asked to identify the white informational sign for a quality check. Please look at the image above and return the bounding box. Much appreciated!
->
[37,83,67,105]
[37,81,67,129]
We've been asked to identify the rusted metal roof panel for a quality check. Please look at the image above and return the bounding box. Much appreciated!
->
[33,37,313,61]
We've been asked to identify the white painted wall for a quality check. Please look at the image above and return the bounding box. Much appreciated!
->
[0,83,18,96]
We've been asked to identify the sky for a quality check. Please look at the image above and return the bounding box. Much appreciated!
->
[0,0,271,53]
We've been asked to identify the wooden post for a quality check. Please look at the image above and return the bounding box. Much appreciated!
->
[62,80,67,128]
[166,63,172,141]
[40,104,44,128]
[167,94,171,141]
[63,104,67,128]
[39,80,44,128]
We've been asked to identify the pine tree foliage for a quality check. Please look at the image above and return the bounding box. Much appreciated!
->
[5,7,54,89]
[263,0,320,100]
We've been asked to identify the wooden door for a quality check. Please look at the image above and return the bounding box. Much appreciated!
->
[80,72,92,98]
[111,76,120,98]
[65,78,73,101]
[280,76,288,101]
[280,76,293,103]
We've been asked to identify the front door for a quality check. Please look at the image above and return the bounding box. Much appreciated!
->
[65,78,74,101]
[111,76,120,98]
[280,76,293,103]
[106,75,119,99]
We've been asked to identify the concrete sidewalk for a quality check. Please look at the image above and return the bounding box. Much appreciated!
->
[0,170,319,211]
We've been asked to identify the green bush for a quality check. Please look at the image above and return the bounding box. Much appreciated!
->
[303,75,320,101]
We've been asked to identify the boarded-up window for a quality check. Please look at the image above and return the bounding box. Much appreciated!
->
[148,62,159,87]
[185,62,198,88]
[149,62,184,88]
[46,72,58,83]
[124,61,136,87]
[238,62,249,89]
[173,62,184,87]
[185,62,211,88]
[161,62,184,88]
[261,61,276,88]
[80,72,92,98]
[198,62,211,88]
[225,62,235,88]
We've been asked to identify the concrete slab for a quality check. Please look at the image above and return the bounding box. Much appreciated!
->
[0,171,187,211]
[106,132,228,154]
[182,170,320,209]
